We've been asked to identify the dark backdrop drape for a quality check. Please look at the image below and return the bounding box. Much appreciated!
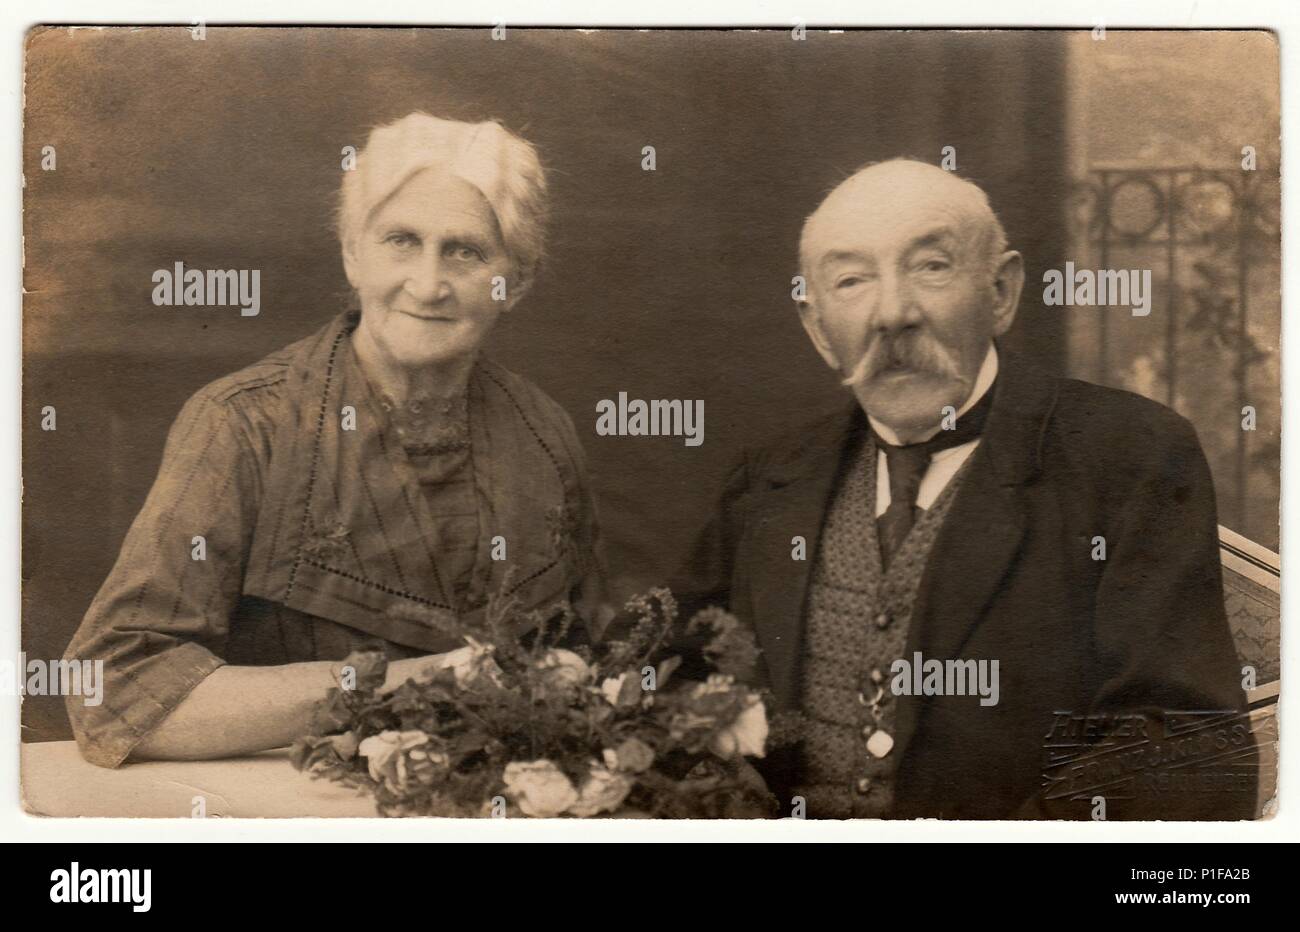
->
[22,27,1067,740]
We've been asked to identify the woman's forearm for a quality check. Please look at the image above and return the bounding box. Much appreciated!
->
[129,661,341,761]
[130,656,429,762]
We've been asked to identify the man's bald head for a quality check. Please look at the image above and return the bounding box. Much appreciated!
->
[799,159,1008,294]
[791,157,1024,442]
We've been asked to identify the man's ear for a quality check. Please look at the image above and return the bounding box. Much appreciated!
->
[795,300,841,371]
[990,250,1024,337]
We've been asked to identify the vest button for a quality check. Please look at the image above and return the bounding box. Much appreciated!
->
[866,729,895,758]
[855,777,872,795]
[874,613,891,629]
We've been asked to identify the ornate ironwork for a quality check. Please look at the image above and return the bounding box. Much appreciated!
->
[1068,167,1279,531]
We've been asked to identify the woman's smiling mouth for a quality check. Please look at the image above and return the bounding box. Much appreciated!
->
[397,309,458,323]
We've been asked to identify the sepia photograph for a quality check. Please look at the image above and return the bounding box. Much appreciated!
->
[16,22,1281,833]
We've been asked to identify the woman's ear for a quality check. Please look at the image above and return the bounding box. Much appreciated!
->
[341,237,360,290]
[503,265,534,312]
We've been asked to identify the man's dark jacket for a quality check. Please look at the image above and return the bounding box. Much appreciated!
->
[669,352,1258,820]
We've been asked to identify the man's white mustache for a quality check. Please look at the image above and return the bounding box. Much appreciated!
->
[839,338,961,387]
[840,352,876,387]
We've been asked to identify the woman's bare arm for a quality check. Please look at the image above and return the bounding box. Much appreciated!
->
[130,656,431,762]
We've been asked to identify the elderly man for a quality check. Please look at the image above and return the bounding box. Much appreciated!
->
[671,159,1256,819]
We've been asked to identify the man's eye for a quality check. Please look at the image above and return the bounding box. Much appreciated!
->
[835,275,867,289]
[384,232,420,248]
[917,259,951,273]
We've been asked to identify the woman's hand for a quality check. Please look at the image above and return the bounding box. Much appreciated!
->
[379,643,504,695]
[377,654,440,694]
[377,646,490,694]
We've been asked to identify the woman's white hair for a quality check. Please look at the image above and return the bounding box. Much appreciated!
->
[337,112,549,283]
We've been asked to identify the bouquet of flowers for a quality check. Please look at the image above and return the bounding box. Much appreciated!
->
[290,586,780,818]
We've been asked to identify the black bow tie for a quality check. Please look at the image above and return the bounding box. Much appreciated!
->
[871,379,997,570]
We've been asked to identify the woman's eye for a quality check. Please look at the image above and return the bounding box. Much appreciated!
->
[384,232,420,248]
[447,244,485,262]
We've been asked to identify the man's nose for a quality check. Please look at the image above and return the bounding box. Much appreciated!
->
[871,270,922,333]
[405,251,453,304]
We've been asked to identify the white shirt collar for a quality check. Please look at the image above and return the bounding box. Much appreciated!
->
[867,342,999,446]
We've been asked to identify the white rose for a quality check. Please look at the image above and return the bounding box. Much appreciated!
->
[568,766,633,817]
[690,673,737,698]
[535,649,591,689]
[600,674,628,705]
[602,737,655,773]
[358,730,431,791]
[502,760,579,818]
[709,697,768,759]
[328,732,360,760]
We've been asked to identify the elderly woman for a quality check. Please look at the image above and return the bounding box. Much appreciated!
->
[65,113,607,767]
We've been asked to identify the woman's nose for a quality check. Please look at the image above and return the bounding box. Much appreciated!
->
[405,253,453,304]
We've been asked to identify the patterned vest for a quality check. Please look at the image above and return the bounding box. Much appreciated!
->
[795,435,971,817]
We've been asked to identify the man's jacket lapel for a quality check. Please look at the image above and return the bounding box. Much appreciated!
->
[746,404,867,710]
[893,355,1059,764]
